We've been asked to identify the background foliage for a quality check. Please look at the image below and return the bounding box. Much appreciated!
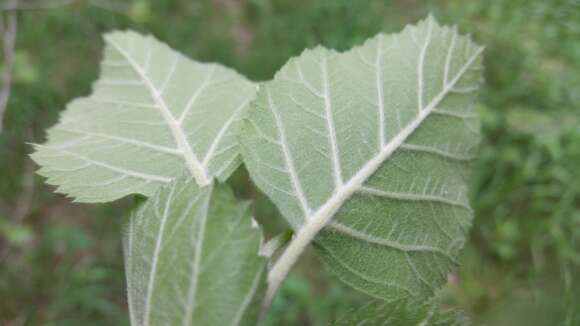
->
[0,0,578,325]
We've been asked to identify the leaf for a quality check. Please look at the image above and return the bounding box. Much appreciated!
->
[124,178,266,326]
[334,298,470,326]
[241,16,483,300]
[31,30,256,202]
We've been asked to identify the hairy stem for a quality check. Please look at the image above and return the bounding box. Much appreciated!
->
[264,221,322,307]
[263,175,357,309]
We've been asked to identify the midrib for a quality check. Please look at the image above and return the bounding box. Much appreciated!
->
[303,45,483,236]
[106,38,211,186]
[143,186,175,326]
[298,93,436,242]
[266,45,483,303]
[126,214,137,326]
[183,191,211,326]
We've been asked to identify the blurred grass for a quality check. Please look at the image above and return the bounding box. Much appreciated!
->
[0,0,579,325]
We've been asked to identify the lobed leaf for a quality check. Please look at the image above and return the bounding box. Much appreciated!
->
[124,178,266,326]
[31,31,256,202]
[241,16,484,300]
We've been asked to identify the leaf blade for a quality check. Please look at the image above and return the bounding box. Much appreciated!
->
[241,16,483,300]
[124,179,266,326]
[31,30,256,202]
[334,298,470,326]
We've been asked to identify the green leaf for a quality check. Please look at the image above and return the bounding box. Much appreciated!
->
[124,178,266,326]
[31,30,256,203]
[241,16,483,300]
[334,298,470,326]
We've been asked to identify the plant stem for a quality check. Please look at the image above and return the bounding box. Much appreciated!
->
[264,223,318,308]
[263,194,345,310]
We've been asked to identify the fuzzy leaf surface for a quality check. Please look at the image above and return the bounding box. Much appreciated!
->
[124,179,266,326]
[335,298,469,326]
[32,31,255,202]
[241,17,483,299]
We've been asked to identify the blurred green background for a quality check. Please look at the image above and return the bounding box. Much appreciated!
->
[0,0,579,325]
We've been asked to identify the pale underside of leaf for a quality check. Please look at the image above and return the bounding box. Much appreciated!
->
[334,298,470,326]
[241,16,484,300]
[124,179,266,326]
[32,30,256,202]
